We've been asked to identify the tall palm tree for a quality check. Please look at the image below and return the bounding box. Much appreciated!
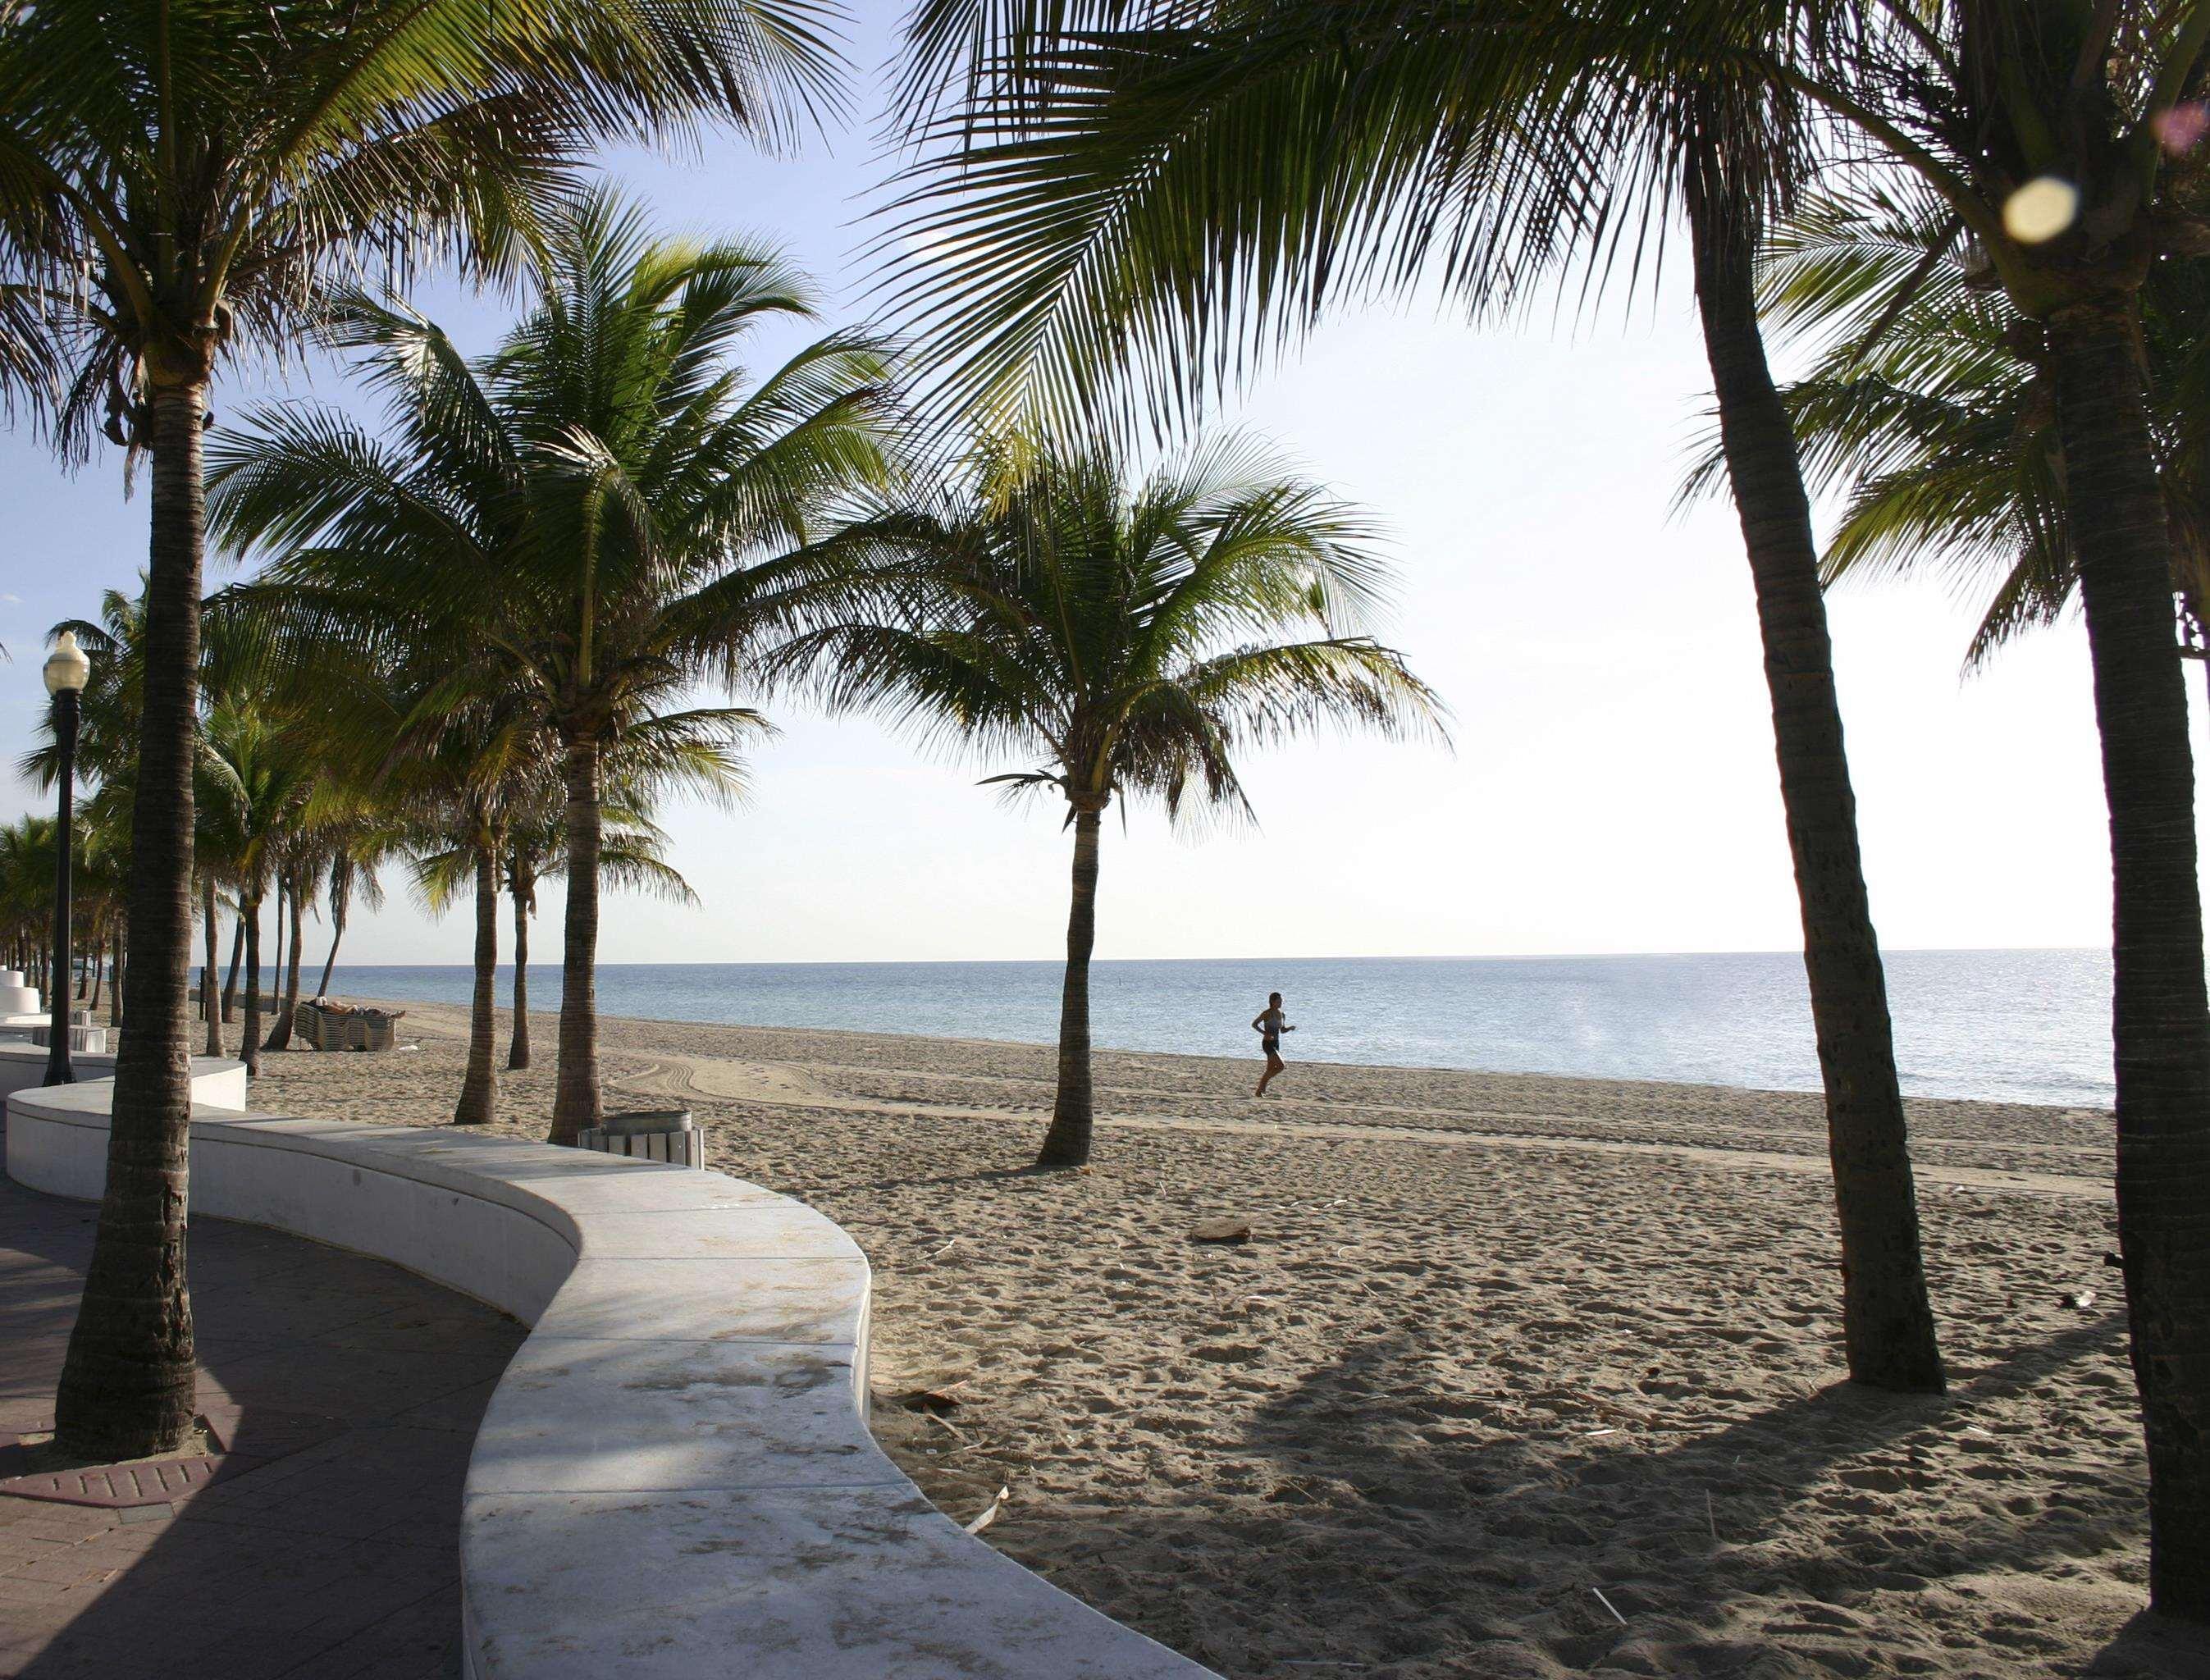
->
[1729,9,2210,1614]
[209,189,897,1146]
[770,435,1443,1166]
[883,0,1948,1390]
[0,0,853,1464]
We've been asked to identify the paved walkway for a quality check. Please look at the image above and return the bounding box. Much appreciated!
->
[0,1152,527,1679]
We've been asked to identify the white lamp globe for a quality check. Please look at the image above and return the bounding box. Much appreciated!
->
[43,631,91,696]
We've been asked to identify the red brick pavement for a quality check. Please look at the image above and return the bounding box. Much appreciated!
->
[0,1147,526,1679]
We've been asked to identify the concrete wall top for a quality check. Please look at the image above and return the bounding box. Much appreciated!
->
[4,1076,1214,1680]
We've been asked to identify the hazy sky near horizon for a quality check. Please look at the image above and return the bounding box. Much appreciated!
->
[2,3,2201,971]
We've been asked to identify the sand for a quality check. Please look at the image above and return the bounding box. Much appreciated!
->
[241,998,2210,1679]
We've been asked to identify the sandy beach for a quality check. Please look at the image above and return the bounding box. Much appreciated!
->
[242,1000,2205,1679]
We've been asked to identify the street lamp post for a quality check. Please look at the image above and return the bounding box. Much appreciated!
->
[43,630,90,1087]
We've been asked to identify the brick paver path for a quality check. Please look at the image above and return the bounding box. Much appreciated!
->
[0,1155,527,1679]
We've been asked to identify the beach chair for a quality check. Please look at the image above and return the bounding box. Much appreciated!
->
[347,1010,403,1052]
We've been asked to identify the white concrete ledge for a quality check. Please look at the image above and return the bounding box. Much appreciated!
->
[5,1076,1216,1680]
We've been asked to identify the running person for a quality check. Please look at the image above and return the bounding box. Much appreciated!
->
[1252,992,1294,1096]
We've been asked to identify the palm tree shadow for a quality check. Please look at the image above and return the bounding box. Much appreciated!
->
[1212,1312,2171,1672]
[2,1167,523,1679]
[2084,1611,2210,1678]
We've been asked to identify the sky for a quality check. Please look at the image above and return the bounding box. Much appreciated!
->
[0,3,2199,970]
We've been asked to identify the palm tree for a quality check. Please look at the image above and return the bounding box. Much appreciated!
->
[0,0,853,1465]
[883,0,1948,1390]
[418,772,699,1080]
[770,434,1443,1166]
[262,848,309,1052]
[0,817,61,998]
[314,831,395,1002]
[499,782,699,1071]
[411,780,520,1127]
[209,189,897,1146]
[1725,10,2210,1614]
[73,794,134,1028]
[1683,190,2210,693]
[199,703,310,1080]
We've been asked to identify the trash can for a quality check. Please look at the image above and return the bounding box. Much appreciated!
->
[578,1109,705,1167]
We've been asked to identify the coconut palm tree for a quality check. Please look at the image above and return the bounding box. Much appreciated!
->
[0,0,854,1465]
[209,189,897,1145]
[73,792,135,1026]
[1683,189,2210,693]
[197,703,312,1080]
[314,829,397,1002]
[498,781,700,1071]
[262,847,310,1052]
[768,434,1443,1166]
[1733,10,2210,1612]
[883,0,1950,1391]
[410,771,526,1127]
[0,816,61,997]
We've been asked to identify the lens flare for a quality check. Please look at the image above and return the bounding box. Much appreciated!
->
[2003,177,2080,244]
[2154,102,2210,154]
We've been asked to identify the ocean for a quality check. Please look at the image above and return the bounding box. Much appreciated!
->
[322,948,2116,1109]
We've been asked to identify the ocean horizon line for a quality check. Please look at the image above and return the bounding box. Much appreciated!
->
[303,950,2116,1107]
[331,943,2107,970]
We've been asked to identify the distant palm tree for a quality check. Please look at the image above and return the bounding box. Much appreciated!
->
[312,822,400,1003]
[199,704,310,1079]
[498,783,700,1071]
[409,757,532,1128]
[0,0,853,1465]
[772,436,1444,1166]
[211,189,897,1145]
[31,591,241,1047]
[0,817,61,996]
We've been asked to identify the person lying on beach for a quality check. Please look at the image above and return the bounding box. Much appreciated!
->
[1253,993,1294,1096]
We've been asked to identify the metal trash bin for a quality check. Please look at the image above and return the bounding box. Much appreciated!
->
[578,1109,705,1168]
[30,1022,107,1053]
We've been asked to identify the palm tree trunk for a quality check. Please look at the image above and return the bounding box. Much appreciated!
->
[221,914,243,1022]
[265,869,304,1052]
[1036,801,1103,1169]
[1685,148,1943,1394]
[203,881,222,1058]
[550,737,603,1146]
[2046,294,2210,1619]
[88,938,103,1012]
[262,874,286,1050]
[454,839,500,1126]
[508,857,532,1071]
[53,379,204,1461]
[240,892,264,1080]
[109,929,123,1028]
[317,865,349,999]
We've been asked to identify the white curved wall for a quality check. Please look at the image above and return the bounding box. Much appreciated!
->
[5,1077,1217,1680]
